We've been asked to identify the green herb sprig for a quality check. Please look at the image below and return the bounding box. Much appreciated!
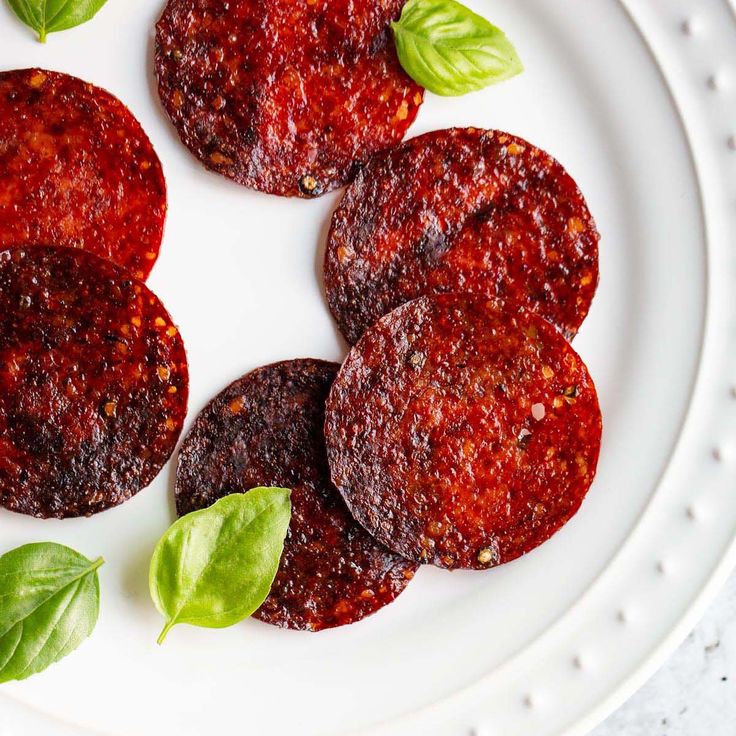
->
[149,488,291,644]
[0,542,103,683]
[392,0,523,96]
[6,0,109,42]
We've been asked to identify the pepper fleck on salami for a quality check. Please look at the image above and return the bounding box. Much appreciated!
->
[325,128,599,343]
[155,0,423,197]
[0,246,188,519]
[175,359,417,631]
[0,69,167,280]
[325,294,602,570]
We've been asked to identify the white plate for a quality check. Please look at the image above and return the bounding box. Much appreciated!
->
[1,0,734,734]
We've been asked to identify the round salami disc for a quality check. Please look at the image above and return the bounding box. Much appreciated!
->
[325,294,602,570]
[0,246,188,519]
[325,128,600,343]
[0,69,167,280]
[155,0,423,197]
[175,359,417,631]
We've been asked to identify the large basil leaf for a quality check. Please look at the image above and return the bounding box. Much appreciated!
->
[0,542,103,683]
[5,0,109,42]
[392,0,523,96]
[149,487,291,644]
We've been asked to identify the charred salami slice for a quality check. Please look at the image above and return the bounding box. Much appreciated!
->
[325,294,602,570]
[155,0,423,197]
[0,246,188,519]
[325,128,599,343]
[0,69,166,280]
[175,359,417,631]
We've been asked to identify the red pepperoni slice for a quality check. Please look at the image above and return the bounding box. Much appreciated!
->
[325,294,602,570]
[325,128,599,343]
[0,69,166,280]
[155,0,423,197]
[175,359,417,631]
[0,246,188,519]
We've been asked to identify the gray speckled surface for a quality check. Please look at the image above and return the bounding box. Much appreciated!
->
[590,573,736,735]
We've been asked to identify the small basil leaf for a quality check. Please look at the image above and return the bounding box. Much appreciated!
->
[392,0,523,96]
[149,487,291,644]
[0,542,103,683]
[5,0,109,43]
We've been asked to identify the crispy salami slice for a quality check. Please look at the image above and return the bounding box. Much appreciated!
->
[0,69,166,280]
[325,294,602,570]
[0,246,188,519]
[155,0,423,197]
[175,359,417,631]
[325,128,599,343]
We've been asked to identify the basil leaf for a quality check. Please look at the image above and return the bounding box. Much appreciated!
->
[149,487,291,644]
[0,542,103,683]
[392,0,523,96]
[5,0,109,43]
